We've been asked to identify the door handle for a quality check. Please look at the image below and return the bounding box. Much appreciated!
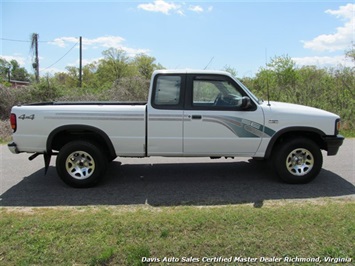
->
[191,115,202,120]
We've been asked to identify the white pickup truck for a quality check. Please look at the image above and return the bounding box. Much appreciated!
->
[8,70,344,187]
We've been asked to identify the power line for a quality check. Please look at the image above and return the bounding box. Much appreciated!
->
[1,37,50,43]
[1,38,31,43]
[2,36,80,72]
[43,41,78,71]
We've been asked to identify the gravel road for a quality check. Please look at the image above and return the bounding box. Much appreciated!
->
[0,139,354,207]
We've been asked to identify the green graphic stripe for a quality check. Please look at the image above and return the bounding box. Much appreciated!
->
[203,115,276,138]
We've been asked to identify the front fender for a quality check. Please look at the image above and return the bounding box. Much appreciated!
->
[264,126,326,159]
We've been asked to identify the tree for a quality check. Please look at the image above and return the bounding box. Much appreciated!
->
[267,54,296,89]
[253,67,276,100]
[82,62,100,89]
[345,43,355,63]
[133,54,163,79]
[97,48,132,83]
[9,60,30,81]
[0,58,30,82]
[0,58,11,82]
[223,65,238,78]
[295,65,329,106]
[52,66,79,88]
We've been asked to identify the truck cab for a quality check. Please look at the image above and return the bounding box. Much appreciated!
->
[147,70,266,157]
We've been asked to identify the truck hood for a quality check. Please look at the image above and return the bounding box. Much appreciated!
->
[263,101,339,119]
[260,101,340,136]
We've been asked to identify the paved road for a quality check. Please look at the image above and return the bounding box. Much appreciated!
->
[0,139,354,207]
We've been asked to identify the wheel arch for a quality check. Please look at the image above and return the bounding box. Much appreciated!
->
[47,125,116,160]
[264,127,326,159]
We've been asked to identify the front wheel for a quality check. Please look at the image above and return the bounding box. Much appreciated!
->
[56,141,107,188]
[273,138,323,184]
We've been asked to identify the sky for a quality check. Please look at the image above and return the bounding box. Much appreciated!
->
[1,0,354,78]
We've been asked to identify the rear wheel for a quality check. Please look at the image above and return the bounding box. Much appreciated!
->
[56,141,107,188]
[273,138,322,184]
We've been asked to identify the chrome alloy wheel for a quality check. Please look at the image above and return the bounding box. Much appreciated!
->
[286,148,314,176]
[65,151,95,180]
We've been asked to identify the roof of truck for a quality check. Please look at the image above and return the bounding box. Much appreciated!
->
[153,69,233,77]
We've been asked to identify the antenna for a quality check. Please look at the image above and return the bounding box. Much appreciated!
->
[204,56,214,70]
[265,48,271,106]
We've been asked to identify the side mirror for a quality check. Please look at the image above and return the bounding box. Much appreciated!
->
[241,96,251,109]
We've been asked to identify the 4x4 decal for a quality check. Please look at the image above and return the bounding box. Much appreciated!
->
[18,114,35,120]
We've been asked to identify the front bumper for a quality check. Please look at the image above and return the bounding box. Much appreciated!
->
[324,135,344,156]
[8,142,20,154]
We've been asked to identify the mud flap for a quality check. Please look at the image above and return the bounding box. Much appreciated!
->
[44,152,52,175]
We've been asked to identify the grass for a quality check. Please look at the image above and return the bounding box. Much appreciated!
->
[0,199,354,265]
[340,129,355,138]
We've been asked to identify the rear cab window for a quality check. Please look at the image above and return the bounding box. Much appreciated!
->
[151,74,185,109]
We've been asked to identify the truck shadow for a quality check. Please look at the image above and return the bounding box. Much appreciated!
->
[1,160,354,207]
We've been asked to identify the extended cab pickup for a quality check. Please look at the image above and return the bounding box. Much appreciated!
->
[8,70,344,187]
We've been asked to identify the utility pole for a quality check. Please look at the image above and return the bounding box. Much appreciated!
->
[7,66,11,82]
[79,36,82,87]
[30,33,40,83]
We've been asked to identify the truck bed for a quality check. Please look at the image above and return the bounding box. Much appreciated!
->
[10,102,147,157]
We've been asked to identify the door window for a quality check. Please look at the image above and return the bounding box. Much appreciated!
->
[192,79,243,108]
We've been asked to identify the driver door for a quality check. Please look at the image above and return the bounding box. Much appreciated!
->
[183,75,264,156]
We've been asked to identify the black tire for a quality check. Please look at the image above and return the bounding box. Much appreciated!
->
[56,140,107,188]
[273,137,322,184]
